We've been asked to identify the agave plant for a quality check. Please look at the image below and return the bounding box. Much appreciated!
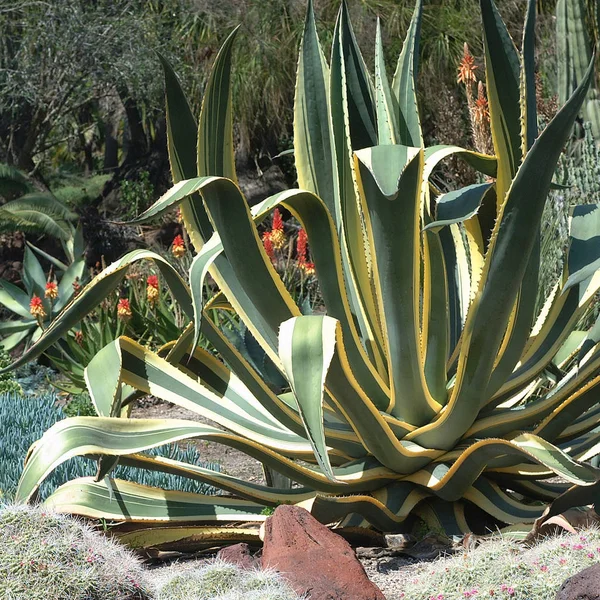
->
[5,0,600,544]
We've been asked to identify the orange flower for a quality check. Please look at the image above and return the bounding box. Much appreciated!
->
[172,234,185,258]
[262,231,275,262]
[176,207,183,223]
[301,261,316,276]
[117,298,132,321]
[44,281,58,300]
[457,43,477,85]
[74,330,83,345]
[29,295,46,319]
[270,208,285,250]
[146,275,159,305]
[473,81,489,124]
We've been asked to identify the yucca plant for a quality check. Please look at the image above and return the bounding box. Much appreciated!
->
[5,0,600,544]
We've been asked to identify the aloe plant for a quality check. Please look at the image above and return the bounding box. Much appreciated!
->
[4,0,600,543]
[0,242,86,351]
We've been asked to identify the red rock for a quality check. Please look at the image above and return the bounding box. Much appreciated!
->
[556,563,600,600]
[217,543,259,570]
[262,505,385,600]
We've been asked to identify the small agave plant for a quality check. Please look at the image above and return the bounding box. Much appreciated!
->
[6,0,600,544]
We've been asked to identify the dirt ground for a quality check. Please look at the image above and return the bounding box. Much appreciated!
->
[132,400,266,484]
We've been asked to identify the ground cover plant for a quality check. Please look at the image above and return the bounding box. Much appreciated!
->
[153,559,302,600]
[387,526,600,599]
[5,0,600,548]
[0,503,152,600]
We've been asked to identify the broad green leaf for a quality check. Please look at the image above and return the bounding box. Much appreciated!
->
[293,0,337,219]
[391,0,423,147]
[44,478,267,523]
[408,57,595,449]
[480,0,522,201]
[197,27,238,183]
[356,145,440,424]
[424,183,494,232]
[0,279,31,318]
[374,19,398,144]
[565,204,600,291]
[279,316,339,481]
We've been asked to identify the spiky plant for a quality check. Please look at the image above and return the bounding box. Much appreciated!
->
[4,0,600,544]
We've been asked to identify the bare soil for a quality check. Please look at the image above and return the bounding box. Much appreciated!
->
[132,400,265,484]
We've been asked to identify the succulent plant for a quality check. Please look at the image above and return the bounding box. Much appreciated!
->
[4,0,600,543]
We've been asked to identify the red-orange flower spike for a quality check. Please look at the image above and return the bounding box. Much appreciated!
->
[74,330,83,345]
[262,231,275,262]
[457,42,477,85]
[296,228,308,266]
[29,295,46,319]
[117,298,132,321]
[44,281,58,300]
[146,275,159,305]
[474,81,489,124]
[172,235,185,258]
[272,208,283,232]
[270,209,286,250]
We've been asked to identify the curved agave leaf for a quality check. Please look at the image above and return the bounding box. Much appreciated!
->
[17,415,400,502]
[480,0,522,201]
[0,250,192,373]
[391,0,423,147]
[116,527,261,551]
[45,478,268,523]
[424,183,494,232]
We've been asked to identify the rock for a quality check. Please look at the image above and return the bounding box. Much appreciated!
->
[556,562,600,600]
[216,543,259,570]
[385,533,416,550]
[262,505,385,600]
[403,533,454,560]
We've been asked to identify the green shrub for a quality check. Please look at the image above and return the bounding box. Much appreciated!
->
[0,392,220,501]
[154,559,302,600]
[0,503,152,600]
[0,348,22,395]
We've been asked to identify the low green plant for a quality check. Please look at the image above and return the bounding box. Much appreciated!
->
[0,503,152,600]
[389,527,600,600]
[0,348,22,394]
[0,392,220,501]
[62,393,97,417]
[154,559,301,600]
[5,0,600,545]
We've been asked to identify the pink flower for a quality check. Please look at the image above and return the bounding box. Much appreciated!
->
[573,544,584,550]
[588,552,595,558]
[540,565,548,572]
[559,558,567,565]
